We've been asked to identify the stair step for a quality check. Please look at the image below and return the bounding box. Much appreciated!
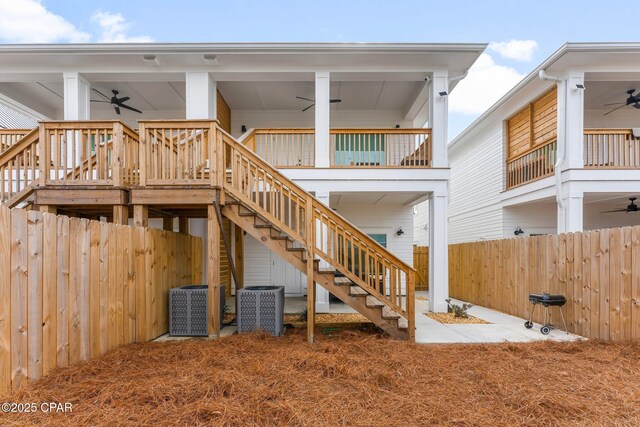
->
[271,235,294,242]
[349,285,368,296]
[365,296,385,308]
[287,247,305,253]
[381,306,401,320]
[317,268,335,275]
[334,277,352,286]
[397,317,409,330]
[239,211,256,217]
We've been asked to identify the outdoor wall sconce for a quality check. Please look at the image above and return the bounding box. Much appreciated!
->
[514,226,525,235]
[396,227,405,236]
[241,125,247,133]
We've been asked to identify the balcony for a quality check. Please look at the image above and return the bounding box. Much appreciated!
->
[242,128,432,169]
[584,128,640,169]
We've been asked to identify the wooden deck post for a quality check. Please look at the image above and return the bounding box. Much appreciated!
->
[305,195,315,343]
[234,224,244,290]
[133,205,148,228]
[112,122,124,187]
[178,217,189,234]
[38,206,57,215]
[112,205,128,225]
[207,204,221,338]
[163,217,174,231]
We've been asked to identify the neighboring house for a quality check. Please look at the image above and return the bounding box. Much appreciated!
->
[0,43,485,339]
[417,43,640,244]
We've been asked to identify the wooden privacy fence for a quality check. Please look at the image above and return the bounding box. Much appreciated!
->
[0,206,202,394]
[449,226,640,342]
[413,245,429,291]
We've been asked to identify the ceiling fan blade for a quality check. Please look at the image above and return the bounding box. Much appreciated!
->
[329,99,342,103]
[604,104,629,116]
[90,100,111,103]
[116,96,130,103]
[114,105,121,115]
[296,96,315,102]
[118,103,142,114]
[92,88,111,101]
[302,103,315,112]
[600,208,629,213]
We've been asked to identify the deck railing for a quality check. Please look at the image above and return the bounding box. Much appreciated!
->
[0,129,33,152]
[0,129,39,205]
[244,129,315,168]
[41,121,140,187]
[241,128,431,168]
[505,139,556,189]
[330,129,431,167]
[584,129,640,169]
[139,120,214,186]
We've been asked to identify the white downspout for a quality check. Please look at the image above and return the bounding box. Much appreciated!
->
[538,70,566,216]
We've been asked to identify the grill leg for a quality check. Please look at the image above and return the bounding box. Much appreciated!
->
[558,306,568,333]
[528,303,536,323]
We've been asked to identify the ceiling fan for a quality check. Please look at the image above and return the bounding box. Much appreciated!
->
[296,96,342,112]
[601,197,639,213]
[91,89,142,115]
[603,89,640,116]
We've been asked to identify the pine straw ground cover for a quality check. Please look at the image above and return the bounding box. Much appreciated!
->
[1,331,639,427]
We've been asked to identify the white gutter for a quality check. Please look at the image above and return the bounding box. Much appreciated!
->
[538,70,565,211]
[448,69,469,84]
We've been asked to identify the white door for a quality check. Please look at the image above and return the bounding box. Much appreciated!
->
[271,252,303,295]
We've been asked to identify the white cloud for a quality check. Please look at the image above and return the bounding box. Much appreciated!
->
[489,39,538,62]
[0,0,90,43]
[91,11,153,43]
[449,53,525,115]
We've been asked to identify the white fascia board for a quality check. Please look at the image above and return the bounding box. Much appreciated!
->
[278,168,450,182]
[293,179,448,195]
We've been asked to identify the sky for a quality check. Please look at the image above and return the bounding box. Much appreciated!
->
[0,0,638,139]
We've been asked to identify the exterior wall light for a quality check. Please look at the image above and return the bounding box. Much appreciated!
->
[396,227,405,236]
[514,226,525,235]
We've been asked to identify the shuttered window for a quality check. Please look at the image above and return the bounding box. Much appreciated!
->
[506,87,557,160]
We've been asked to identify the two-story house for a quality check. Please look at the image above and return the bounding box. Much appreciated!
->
[0,42,485,340]
[443,43,640,243]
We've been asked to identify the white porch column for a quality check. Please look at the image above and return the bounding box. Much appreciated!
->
[428,71,448,168]
[185,72,217,119]
[428,191,448,312]
[558,187,583,233]
[559,71,585,170]
[63,72,90,120]
[314,71,331,168]
[314,190,331,313]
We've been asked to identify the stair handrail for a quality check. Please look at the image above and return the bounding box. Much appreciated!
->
[0,128,40,206]
[219,125,415,329]
[0,128,35,153]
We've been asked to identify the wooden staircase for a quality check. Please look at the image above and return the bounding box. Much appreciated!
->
[219,128,415,340]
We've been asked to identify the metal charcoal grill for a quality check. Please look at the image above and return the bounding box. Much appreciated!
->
[525,293,567,335]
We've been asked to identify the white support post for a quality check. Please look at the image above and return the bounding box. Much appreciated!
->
[428,191,448,312]
[558,187,583,233]
[428,71,448,168]
[314,71,330,168]
[185,72,217,119]
[561,71,585,170]
[313,190,331,313]
[63,72,90,120]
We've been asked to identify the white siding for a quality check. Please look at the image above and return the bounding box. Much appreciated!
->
[502,203,557,237]
[413,201,429,246]
[448,122,505,243]
[244,235,273,288]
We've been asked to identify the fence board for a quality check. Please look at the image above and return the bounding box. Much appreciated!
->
[0,207,202,393]
[449,226,640,341]
[413,246,429,290]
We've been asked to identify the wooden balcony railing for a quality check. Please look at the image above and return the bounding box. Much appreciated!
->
[244,129,315,168]
[0,129,33,153]
[506,139,556,189]
[330,129,431,167]
[139,120,214,186]
[0,129,39,205]
[584,129,640,169]
[241,128,432,168]
[40,121,140,187]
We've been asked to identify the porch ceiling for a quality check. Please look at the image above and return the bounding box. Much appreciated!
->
[584,80,640,110]
[329,192,427,208]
